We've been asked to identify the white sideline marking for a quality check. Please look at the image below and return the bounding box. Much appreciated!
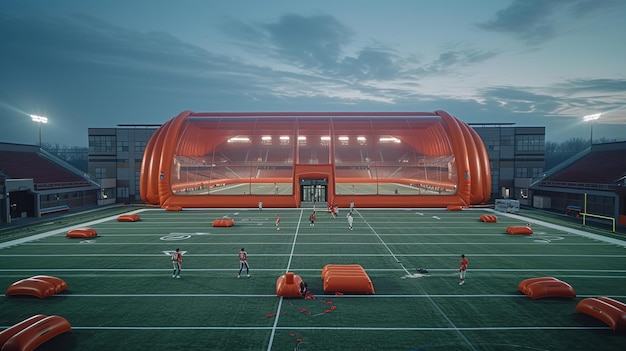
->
[490,209,626,248]
[0,209,148,249]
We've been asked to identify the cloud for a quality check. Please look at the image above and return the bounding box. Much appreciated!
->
[263,14,353,69]
[479,86,562,114]
[419,46,500,75]
[476,0,623,45]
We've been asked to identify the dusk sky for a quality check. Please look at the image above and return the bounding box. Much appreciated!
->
[1,0,625,147]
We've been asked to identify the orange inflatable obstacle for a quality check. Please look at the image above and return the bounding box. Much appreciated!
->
[576,297,626,331]
[321,264,365,280]
[479,214,498,223]
[576,297,626,332]
[322,264,375,294]
[276,272,305,298]
[0,314,71,351]
[518,277,576,299]
[117,213,141,222]
[506,226,533,235]
[5,275,68,299]
[165,205,182,211]
[212,218,235,227]
[66,227,97,238]
[447,205,463,211]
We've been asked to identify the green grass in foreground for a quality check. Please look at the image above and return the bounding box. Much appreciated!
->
[1,207,625,350]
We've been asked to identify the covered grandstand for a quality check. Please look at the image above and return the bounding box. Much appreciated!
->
[530,141,626,227]
[140,111,491,208]
[0,143,100,223]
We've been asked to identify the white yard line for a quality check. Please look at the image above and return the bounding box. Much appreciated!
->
[266,209,304,351]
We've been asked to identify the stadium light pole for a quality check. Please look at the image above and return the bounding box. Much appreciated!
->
[30,114,48,147]
[583,113,601,146]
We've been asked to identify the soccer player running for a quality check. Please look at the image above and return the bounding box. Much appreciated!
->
[171,248,182,279]
[459,254,468,285]
[238,248,250,278]
[309,211,316,227]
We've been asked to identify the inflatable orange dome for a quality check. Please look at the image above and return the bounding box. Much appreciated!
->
[140,111,490,208]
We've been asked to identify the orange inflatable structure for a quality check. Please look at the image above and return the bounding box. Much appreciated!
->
[276,272,305,298]
[322,264,375,294]
[518,277,576,299]
[66,227,97,238]
[212,218,235,227]
[506,226,533,235]
[6,275,68,299]
[117,213,141,222]
[165,205,182,211]
[140,111,491,208]
[479,214,497,222]
[0,314,71,351]
[576,297,626,332]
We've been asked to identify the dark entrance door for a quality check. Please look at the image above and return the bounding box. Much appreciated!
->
[300,178,328,204]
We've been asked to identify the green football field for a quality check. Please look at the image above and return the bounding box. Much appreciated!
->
[1,207,625,350]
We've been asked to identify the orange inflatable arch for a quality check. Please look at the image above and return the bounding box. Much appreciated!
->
[140,111,491,208]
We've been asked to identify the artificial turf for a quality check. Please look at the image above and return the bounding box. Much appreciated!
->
[1,207,625,350]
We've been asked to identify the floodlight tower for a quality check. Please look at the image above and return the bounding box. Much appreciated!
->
[30,114,48,147]
[583,113,601,146]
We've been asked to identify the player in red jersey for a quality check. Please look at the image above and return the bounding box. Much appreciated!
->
[459,254,468,285]
[171,248,182,279]
[238,248,250,278]
[309,211,316,227]
[275,214,280,231]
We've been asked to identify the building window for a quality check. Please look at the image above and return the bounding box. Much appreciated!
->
[89,135,116,153]
[515,167,528,177]
[516,135,544,152]
[532,167,543,177]
[134,141,147,152]
[117,140,129,152]
[95,167,107,179]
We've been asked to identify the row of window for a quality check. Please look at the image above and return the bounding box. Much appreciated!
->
[515,167,544,178]
[89,136,149,153]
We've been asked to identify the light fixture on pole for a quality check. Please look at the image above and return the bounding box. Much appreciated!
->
[583,113,601,146]
[30,114,48,147]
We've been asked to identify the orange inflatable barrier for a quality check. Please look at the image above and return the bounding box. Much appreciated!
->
[66,227,97,238]
[212,218,235,227]
[324,273,375,294]
[321,264,374,294]
[5,276,67,299]
[0,315,47,347]
[506,226,533,235]
[276,272,305,298]
[28,276,67,294]
[518,277,558,294]
[447,205,463,211]
[321,264,364,280]
[598,297,626,313]
[117,213,141,222]
[0,315,71,351]
[519,278,576,299]
[165,205,182,211]
[479,214,498,223]
[576,297,626,332]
